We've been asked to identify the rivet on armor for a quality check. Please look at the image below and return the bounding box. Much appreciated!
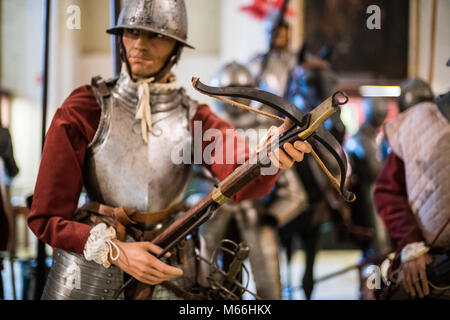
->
[104,289,109,293]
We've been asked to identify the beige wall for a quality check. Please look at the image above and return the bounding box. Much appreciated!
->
[1,0,44,201]
[79,0,110,55]
[1,0,46,257]
[410,0,450,95]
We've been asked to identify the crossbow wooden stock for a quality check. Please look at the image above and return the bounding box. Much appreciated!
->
[114,78,355,299]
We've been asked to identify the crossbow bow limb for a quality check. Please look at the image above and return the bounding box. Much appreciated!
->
[113,78,355,299]
[191,77,355,203]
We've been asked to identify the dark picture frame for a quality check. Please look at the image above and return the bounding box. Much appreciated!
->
[303,0,409,84]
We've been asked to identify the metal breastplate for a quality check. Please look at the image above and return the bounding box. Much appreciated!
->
[84,74,195,214]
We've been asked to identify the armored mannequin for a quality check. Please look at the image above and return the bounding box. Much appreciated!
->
[248,20,296,98]
[398,78,434,113]
[374,63,450,299]
[282,46,349,300]
[286,45,345,143]
[0,125,19,299]
[36,0,199,300]
[345,97,390,256]
[380,78,434,162]
[345,98,392,300]
[0,125,19,255]
[28,0,309,300]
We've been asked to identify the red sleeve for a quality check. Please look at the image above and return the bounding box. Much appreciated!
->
[373,152,423,251]
[192,104,279,202]
[28,85,101,254]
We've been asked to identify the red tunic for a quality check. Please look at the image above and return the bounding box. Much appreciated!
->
[28,85,279,254]
[373,152,423,251]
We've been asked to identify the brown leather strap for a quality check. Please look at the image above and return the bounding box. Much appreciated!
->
[126,282,154,300]
[80,201,183,226]
[114,207,137,226]
[79,201,183,242]
[115,223,127,242]
[91,76,111,98]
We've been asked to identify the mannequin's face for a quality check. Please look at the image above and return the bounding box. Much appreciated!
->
[274,26,289,49]
[122,29,177,78]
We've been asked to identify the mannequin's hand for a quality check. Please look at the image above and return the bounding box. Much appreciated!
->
[267,118,312,169]
[399,253,432,298]
[110,240,183,285]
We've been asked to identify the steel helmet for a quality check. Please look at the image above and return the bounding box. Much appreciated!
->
[107,0,194,49]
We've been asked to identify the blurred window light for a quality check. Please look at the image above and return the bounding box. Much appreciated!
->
[359,86,401,97]
[340,101,361,136]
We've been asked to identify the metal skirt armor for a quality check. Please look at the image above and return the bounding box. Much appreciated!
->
[41,249,124,300]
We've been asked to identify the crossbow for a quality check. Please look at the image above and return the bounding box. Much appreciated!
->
[113,78,355,299]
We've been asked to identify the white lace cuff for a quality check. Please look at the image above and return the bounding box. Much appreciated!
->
[401,241,429,263]
[83,223,120,268]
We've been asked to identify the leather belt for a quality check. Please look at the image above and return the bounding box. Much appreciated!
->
[79,201,184,241]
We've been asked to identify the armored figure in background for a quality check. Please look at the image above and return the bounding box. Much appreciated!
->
[0,125,20,256]
[209,62,260,128]
[345,97,390,257]
[374,60,450,300]
[375,89,450,300]
[282,44,352,300]
[398,78,434,113]
[0,124,20,299]
[380,78,434,163]
[345,98,392,299]
[248,19,296,98]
